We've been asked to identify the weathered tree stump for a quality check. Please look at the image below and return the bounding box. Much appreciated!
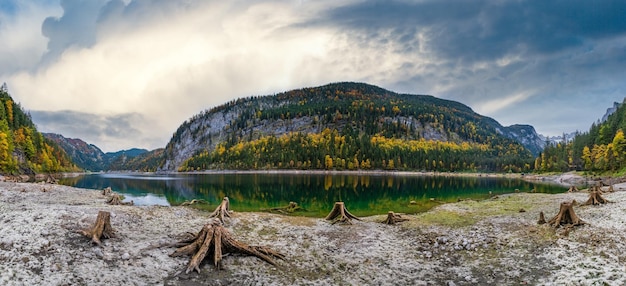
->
[567,185,579,192]
[46,174,57,184]
[582,189,610,205]
[106,193,134,206]
[547,201,585,228]
[325,202,360,224]
[102,187,112,196]
[209,197,231,223]
[180,199,207,206]
[170,220,284,274]
[607,185,615,193]
[382,211,409,225]
[537,211,546,224]
[78,211,115,245]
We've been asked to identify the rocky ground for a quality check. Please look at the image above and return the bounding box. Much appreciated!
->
[1,174,626,285]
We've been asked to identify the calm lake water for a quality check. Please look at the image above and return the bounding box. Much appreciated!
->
[58,173,566,217]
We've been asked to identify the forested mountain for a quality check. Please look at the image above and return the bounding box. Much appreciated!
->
[0,84,79,174]
[538,97,626,173]
[44,133,163,171]
[163,82,539,172]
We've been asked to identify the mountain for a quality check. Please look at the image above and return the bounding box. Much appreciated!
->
[162,82,539,172]
[43,134,163,171]
[0,85,79,174]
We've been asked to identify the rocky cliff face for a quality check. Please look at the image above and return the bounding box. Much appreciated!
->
[43,133,106,171]
[161,82,545,171]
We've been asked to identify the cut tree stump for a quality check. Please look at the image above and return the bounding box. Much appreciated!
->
[106,193,134,206]
[209,197,231,223]
[547,201,585,228]
[567,185,579,192]
[582,188,610,205]
[78,211,115,245]
[382,211,409,225]
[170,220,284,274]
[325,202,360,224]
[102,187,112,196]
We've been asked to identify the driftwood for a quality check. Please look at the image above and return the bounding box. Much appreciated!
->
[382,211,409,225]
[180,199,207,206]
[102,187,112,196]
[325,202,360,224]
[107,193,134,206]
[78,211,115,245]
[209,197,231,223]
[582,188,610,205]
[265,202,302,214]
[170,220,284,274]
[547,201,585,228]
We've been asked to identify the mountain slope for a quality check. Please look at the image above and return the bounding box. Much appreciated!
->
[0,84,79,174]
[163,82,538,172]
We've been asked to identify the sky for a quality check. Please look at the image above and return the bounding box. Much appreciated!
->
[0,0,625,152]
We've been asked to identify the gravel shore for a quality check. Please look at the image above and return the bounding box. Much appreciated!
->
[1,177,626,285]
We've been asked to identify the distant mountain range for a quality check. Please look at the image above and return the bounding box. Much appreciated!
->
[43,133,163,172]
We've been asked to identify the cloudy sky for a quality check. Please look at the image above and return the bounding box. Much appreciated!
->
[0,0,625,152]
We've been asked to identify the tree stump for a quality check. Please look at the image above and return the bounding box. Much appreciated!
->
[78,211,115,245]
[325,202,360,224]
[170,220,284,274]
[547,201,585,228]
[607,185,615,193]
[537,211,546,224]
[567,185,579,192]
[582,189,609,205]
[102,187,112,196]
[106,193,134,206]
[209,197,231,223]
[382,211,409,225]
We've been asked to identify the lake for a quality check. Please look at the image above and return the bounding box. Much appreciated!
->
[58,172,566,217]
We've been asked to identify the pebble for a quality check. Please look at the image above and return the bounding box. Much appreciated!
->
[93,248,104,259]
[122,253,131,260]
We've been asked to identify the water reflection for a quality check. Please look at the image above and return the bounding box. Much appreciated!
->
[59,173,566,217]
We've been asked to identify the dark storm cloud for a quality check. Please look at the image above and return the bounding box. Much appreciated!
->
[30,110,142,139]
[318,0,626,62]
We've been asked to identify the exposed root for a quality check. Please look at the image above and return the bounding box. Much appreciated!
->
[170,220,284,274]
[265,202,302,214]
[77,211,115,245]
[325,202,360,224]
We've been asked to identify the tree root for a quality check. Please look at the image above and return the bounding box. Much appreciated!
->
[382,211,409,225]
[209,197,231,223]
[170,220,284,274]
[78,211,115,245]
[325,202,360,224]
[547,201,585,228]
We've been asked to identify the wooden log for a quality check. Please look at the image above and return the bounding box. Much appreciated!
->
[78,211,115,245]
[325,202,360,224]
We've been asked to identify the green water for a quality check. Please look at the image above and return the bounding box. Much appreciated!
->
[59,173,566,217]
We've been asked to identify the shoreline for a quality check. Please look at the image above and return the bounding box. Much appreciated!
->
[2,180,626,284]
